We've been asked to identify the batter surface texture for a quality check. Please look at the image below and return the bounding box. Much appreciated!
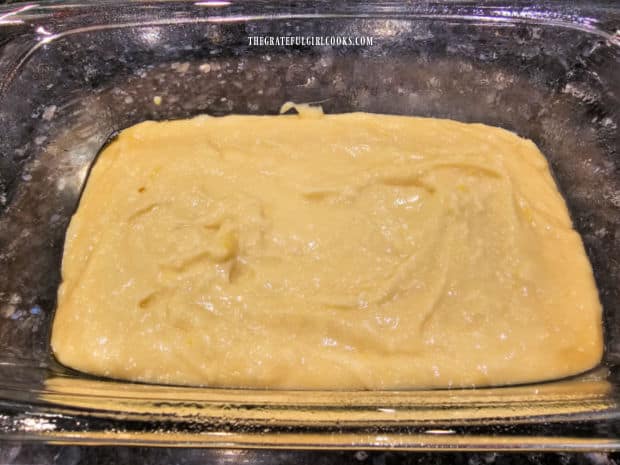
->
[51,108,603,389]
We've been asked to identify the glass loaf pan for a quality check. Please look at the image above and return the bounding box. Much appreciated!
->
[0,0,619,450]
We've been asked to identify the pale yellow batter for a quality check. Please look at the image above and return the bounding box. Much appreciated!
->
[51,106,603,389]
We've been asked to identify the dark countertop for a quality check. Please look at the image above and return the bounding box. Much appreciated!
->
[0,1,617,464]
[1,445,619,465]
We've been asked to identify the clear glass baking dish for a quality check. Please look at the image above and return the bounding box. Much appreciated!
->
[0,0,618,450]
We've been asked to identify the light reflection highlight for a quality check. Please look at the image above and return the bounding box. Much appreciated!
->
[195,1,232,6]
[36,25,52,35]
[140,28,161,46]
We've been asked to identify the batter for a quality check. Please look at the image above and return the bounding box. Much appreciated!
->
[51,106,603,389]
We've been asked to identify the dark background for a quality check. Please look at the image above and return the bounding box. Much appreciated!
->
[0,0,617,464]
[1,445,619,465]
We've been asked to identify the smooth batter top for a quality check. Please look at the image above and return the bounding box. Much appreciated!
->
[51,106,603,389]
